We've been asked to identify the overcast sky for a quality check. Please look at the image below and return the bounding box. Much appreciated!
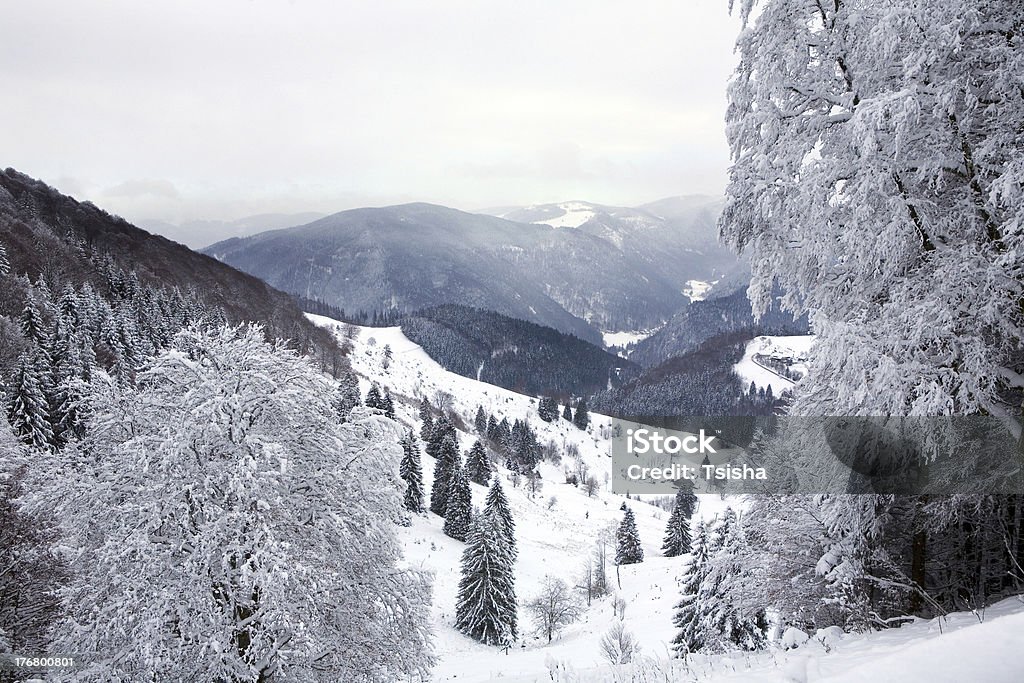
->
[0,0,741,229]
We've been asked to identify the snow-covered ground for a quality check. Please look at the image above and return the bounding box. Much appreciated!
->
[682,279,715,302]
[527,202,598,229]
[308,316,1024,682]
[601,328,659,352]
[734,335,815,395]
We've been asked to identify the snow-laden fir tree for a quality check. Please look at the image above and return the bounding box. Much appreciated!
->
[0,240,9,275]
[443,458,473,542]
[19,299,47,348]
[455,511,518,646]
[662,480,697,557]
[615,506,644,565]
[484,477,517,561]
[562,401,572,422]
[465,439,491,486]
[429,433,459,517]
[399,429,425,513]
[332,372,361,422]
[672,521,711,657]
[420,411,434,442]
[381,388,396,420]
[538,396,558,422]
[474,405,488,434]
[419,396,432,422]
[26,325,434,681]
[699,509,768,653]
[364,383,383,410]
[572,398,589,430]
[6,355,53,451]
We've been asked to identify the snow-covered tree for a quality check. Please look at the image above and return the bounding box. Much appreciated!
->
[364,383,383,410]
[615,507,644,565]
[662,481,697,557]
[6,355,53,451]
[723,0,1024,425]
[538,396,558,423]
[380,388,396,420]
[474,405,488,434]
[399,429,425,513]
[465,439,491,486]
[429,434,459,517]
[572,398,589,430]
[526,576,582,643]
[0,241,9,276]
[562,401,572,422]
[27,325,434,681]
[484,477,517,561]
[443,458,472,542]
[672,521,711,657]
[332,372,361,421]
[455,511,517,646]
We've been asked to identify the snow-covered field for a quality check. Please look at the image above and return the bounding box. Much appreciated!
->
[308,316,1024,682]
[682,279,715,302]
[601,328,659,352]
[734,335,815,395]
[525,201,598,229]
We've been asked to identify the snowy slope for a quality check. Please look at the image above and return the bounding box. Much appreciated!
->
[307,315,735,680]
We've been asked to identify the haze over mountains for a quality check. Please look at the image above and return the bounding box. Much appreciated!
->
[203,196,741,343]
[139,212,327,249]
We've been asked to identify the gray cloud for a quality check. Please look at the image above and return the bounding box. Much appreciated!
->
[0,0,742,234]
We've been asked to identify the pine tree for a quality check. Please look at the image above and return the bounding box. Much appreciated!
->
[332,372,361,421]
[443,459,472,542]
[420,412,434,442]
[364,384,382,410]
[19,299,46,347]
[455,512,517,646]
[399,430,425,513]
[562,401,572,422]
[538,397,558,422]
[0,241,10,275]
[672,522,711,657]
[429,434,459,517]
[474,405,488,434]
[484,478,517,561]
[465,440,491,486]
[572,398,589,430]
[662,481,698,557]
[615,507,644,565]
[486,414,499,443]
[381,389,396,420]
[7,356,54,451]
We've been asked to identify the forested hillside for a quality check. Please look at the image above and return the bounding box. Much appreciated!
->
[400,305,639,397]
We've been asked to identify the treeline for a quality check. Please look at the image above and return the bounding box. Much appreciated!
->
[400,304,639,397]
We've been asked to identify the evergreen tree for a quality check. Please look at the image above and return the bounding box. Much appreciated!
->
[484,478,517,561]
[19,299,46,347]
[538,396,558,422]
[474,405,488,434]
[455,512,517,646]
[420,412,434,442]
[672,522,711,657]
[381,389,396,420]
[332,372,361,421]
[485,414,499,443]
[443,459,472,542]
[418,397,432,422]
[364,384,382,410]
[0,241,10,275]
[572,398,589,430]
[615,507,644,565]
[429,434,459,517]
[465,439,491,486]
[399,430,425,513]
[700,511,768,653]
[7,356,54,451]
[662,481,698,557]
[562,401,572,422]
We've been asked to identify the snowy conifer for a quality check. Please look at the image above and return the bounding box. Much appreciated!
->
[484,477,517,561]
[465,439,491,486]
[562,401,572,422]
[420,412,434,442]
[0,241,9,275]
[7,356,53,451]
[443,459,472,542]
[572,398,589,430]
[615,507,643,565]
[672,521,711,656]
[364,383,382,410]
[662,481,697,557]
[455,512,517,646]
[430,434,459,517]
[400,430,425,513]
[474,405,488,434]
[381,388,396,420]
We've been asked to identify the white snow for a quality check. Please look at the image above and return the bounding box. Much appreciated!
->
[683,279,716,302]
[601,328,659,351]
[307,315,1024,682]
[734,335,815,395]
[531,202,597,229]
